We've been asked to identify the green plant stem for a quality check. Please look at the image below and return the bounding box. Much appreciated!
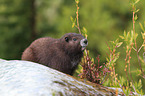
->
[125,52,130,83]
[76,3,81,34]
[132,7,145,77]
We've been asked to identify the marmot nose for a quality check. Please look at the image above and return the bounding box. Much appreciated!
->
[83,39,88,44]
[80,39,88,47]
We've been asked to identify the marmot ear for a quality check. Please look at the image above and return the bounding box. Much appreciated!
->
[65,37,69,42]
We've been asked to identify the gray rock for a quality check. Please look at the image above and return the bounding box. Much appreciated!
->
[0,59,117,96]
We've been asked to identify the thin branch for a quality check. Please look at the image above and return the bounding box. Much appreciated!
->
[132,6,145,76]
[138,45,143,53]
[76,3,81,34]
[132,47,137,51]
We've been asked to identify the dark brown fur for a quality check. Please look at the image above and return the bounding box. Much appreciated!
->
[21,33,88,75]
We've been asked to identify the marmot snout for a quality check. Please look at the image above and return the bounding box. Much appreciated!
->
[21,33,88,75]
[80,39,88,50]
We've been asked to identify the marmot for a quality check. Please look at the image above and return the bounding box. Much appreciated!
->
[21,33,88,75]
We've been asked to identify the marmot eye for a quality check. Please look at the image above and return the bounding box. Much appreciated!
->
[73,38,77,41]
[65,37,69,42]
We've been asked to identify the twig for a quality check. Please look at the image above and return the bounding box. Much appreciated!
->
[138,45,143,53]
[132,6,145,77]
[76,2,81,34]
[132,47,137,51]
[124,53,130,83]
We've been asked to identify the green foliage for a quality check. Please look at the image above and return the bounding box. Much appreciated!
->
[120,31,137,46]
[0,0,34,59]
[105,0,144,94]
[70,16,76,28]
[106,39,122,68]
[75,0,79,2]
[140,22,145,32]
[133,79,144,95]
[122,85,131,96]
[71,0,145,95]
[130,0,140,12]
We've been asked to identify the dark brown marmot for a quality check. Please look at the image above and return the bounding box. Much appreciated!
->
[21,33,88,75]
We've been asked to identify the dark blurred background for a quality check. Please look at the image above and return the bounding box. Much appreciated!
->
[0,0,145,90]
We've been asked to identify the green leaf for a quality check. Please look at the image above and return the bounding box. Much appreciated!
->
[141,32,144,39]
[82,27,88,38]
[70,16,76,28]
[126,31,130,41]
[70,16,74,22]
[124,31,127,39]
[82,27,87,33]
[119,35,124,39]
[139,22,145,32]
[75,0,79,4]
[91,58,94,64]
[72,23,75,28]
[134,79,142,91]
[135,33,138,40]
[119,76,126,85]
[136,69,141,75]
[138,79,142,88]
[135,0,140,4]
[134,14,138,21]
[116,42,123,48]
[123,86,131,96]
[135,9,140,13]
[131,30,134,39]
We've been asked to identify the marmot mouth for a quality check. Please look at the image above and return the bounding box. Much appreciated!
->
[80,39,88,51]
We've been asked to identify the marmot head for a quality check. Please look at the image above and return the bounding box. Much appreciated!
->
[60,33,88,55]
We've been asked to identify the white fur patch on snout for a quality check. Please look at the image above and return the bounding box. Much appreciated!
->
[80,39,88,50]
